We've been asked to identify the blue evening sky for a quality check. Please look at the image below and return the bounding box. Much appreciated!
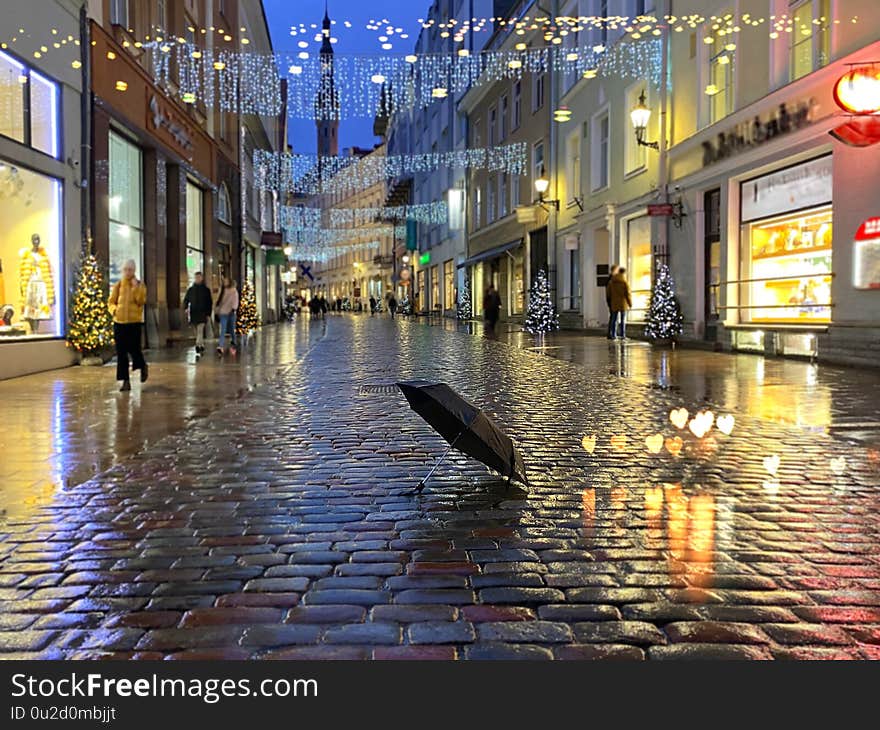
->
[262,0,430,155]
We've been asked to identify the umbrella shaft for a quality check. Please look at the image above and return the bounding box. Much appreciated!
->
[420,430,465,486]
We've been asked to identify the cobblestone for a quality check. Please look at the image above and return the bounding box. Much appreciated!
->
[1,317,880,660]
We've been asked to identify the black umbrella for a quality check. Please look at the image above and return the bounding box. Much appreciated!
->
[397,380,528,490]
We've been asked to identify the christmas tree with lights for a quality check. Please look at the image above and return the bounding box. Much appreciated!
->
[523,268,559,334]
[644,263,684,342]
[67,244,114,357]
[457,273,472,320]
[236,280,261,336]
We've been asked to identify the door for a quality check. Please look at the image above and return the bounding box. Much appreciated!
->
[704,188,721,341]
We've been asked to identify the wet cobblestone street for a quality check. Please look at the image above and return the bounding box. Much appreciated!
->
[1,315,879,660]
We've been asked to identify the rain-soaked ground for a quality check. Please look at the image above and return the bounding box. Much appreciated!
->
[0,314,879,659]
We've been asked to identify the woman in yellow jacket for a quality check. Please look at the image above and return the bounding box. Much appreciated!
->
[108,259,148,391]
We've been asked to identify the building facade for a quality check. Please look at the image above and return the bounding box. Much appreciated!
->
[1,0,87,380]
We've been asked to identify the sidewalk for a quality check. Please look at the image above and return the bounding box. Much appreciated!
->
[416,316,880,443]
[0,321,322,518]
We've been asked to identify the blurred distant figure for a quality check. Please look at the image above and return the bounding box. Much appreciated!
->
[387,293,398,320]
[483,284,501,335]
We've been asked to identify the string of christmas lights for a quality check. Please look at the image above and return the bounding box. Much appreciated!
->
[286,240,381,263]
[278,202,448,230]
[143,37,661,119]
[283,226,403,244]
[256,143,527,195]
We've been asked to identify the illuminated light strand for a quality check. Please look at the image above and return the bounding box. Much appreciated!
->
[144,39,661,119]
[285,240,381,263]
[282,226,404,245]
[255,143,527,195]
[279,202,448,230]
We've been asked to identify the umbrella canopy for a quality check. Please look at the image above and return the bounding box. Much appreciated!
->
[397,380,528,485]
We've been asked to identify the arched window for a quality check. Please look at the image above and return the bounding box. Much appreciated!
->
[217,183,232,225]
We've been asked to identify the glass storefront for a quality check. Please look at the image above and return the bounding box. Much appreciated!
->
[739,156,833,323]
[626,215,652,321]
[430,265,440,312]
[511,247,525,314]
[1,50,60,158]
[108,131,144,281]
[417,268,427,312]
[185,181,204,284]
[443,259,454,312]
[0,160,63,340]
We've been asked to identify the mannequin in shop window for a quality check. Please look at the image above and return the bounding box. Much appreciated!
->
[19,233,55,334]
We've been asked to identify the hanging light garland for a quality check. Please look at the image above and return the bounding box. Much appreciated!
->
[255,143,527,195]
[279,201,448,230]
[285,240,381,263]
[283,225,404,244]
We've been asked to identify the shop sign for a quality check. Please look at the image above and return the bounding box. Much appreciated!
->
[261,231,283,247]
[418,252,431,266]
[702,99,816,167]
[564,234,579,250]
[741,155,832,223]
[147,94,195,156]
[647,203,674,217]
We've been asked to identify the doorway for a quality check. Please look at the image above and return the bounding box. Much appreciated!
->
[704,188,721,341]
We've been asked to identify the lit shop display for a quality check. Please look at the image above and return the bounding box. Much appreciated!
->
[739,156,833,324]
[626,216,652,321]
[854,217,880,290]
[0,161,63,340]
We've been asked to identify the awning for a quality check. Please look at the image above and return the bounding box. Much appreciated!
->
[457,239,523,269]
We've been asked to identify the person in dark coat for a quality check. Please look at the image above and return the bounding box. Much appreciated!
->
[605,264,620,339]
[387,293,398,320]
[607,267,633,340]
[183,271,213,359]
[369,295,377,315]
[483,285,501,334]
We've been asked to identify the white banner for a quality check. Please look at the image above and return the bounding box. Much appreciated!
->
[741,155,832,222]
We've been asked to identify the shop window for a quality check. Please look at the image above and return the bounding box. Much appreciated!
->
[431,265,440,311]
[186,182,204,284]
[790,0,831,81]
[444,259,454,311]
[0,51,60,158]
[739,156,833,323]
[108,131,144,282]
[626,216,652,321]
[565,245,581,311]
[741,207,832,323]
[511,247,525,314]
[0,161,63,340]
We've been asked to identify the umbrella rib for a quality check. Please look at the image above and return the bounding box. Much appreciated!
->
[417,427,466,492]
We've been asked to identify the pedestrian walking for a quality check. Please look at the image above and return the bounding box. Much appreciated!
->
[183,271,212,360]
[483,284,501,335]
[215,276,239,356]
[369,295,377,315]
[608,267,632,341]
[319,294,328,319]
[387,293,398,320]
[605,264,620,339]
[108,258,148,392]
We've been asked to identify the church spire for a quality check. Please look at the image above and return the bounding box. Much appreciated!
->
[321,2,333,55]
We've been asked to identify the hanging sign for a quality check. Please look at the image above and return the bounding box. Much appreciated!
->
[647,203,674,216]
[741,155,832,223]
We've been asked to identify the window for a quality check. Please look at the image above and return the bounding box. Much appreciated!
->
[0,51,60,157]
[472,116,482,147]
[431,265,440,311]
[591,110,610,190]
[624,84,648,174]
[487,173,496,222]
[532,140,544,191]
[500,95,508,140]
[512,81,522,130]
[510,247,525,314]
[110,0,129,27]
[488,106,496,146]
[218,183,232,225]
[472,184,482,231]
[157,0,167,31]
[510,172,520,210]
[444,259,454,311]
[707,24,734,124]
[566,133,581,205]
[108,131,144,281]
[626,216,652,322]
[567,246,581,310]
[0,159,64,340]
[790,0,831,81]
[499,174,508,218]
[186,182,204,284]
[532,73,545,112]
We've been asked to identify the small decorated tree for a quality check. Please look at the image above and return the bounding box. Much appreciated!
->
[67,244,114,360]
[236,280,261,336]
[457,273,472,320]
[644,263,684,342]
[523,268,559,334]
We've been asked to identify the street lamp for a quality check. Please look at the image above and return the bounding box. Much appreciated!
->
[630,90,659,150]
[533,166,559,211]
